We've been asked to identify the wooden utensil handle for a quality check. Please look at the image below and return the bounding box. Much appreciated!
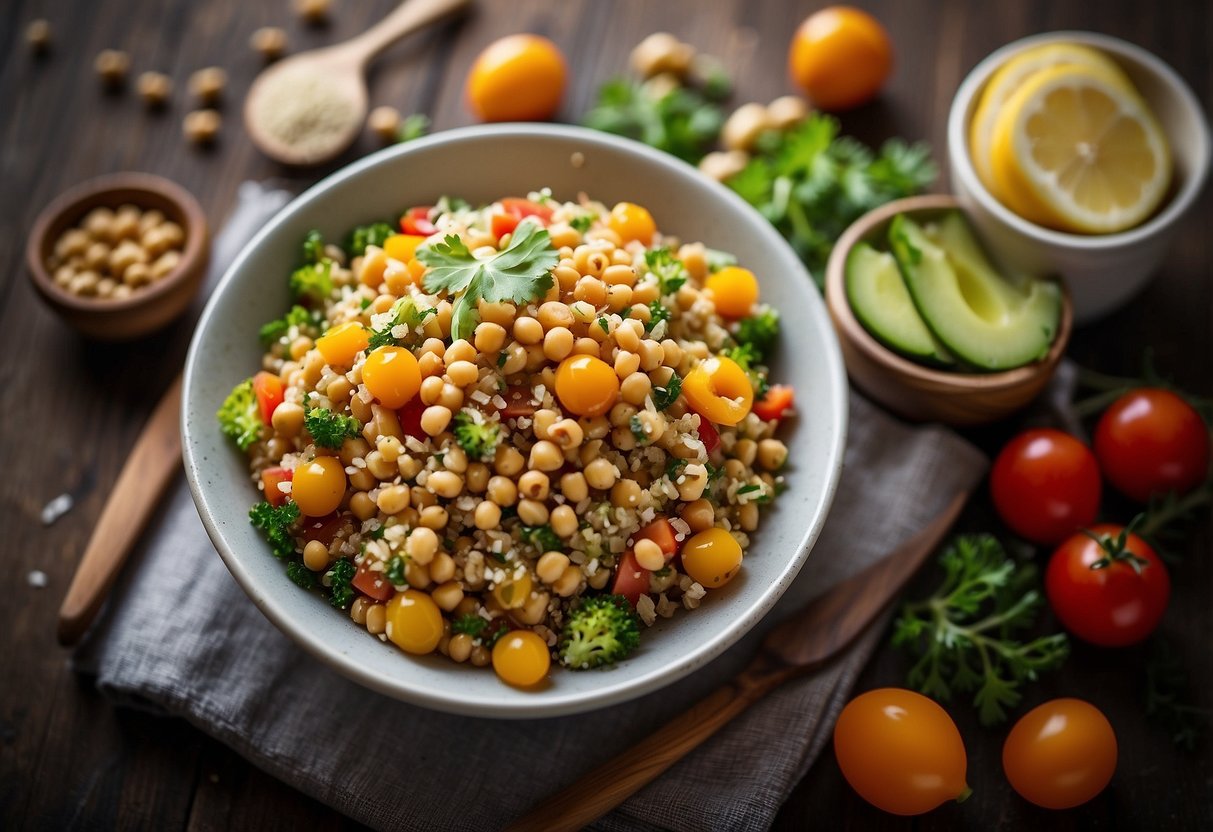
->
[505,657,793,832]
[347,0,471,64]
[57,375,183,646]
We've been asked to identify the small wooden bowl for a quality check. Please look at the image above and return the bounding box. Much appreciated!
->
[27,173,209,340]
[824,194,1072,426]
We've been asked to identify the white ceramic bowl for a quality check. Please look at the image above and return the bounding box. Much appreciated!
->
[948,31,1211,324]
[182,124,848,718]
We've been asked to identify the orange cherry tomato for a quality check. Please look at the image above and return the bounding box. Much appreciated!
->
[385,590,444,655]
[834,688,970,816]
[788,6,893,111]
[682,356,754,426]
[1003,698,1117,809]
[492,629,551,687]
[554,354,620,417]
[362,346,422,409]
[466,34,566,122]
[292,456,347,517]
[383,233,426,263]
[315,321,370,368]
[680,528,742,588]
[607,202,657,245]
[260,466,293,508]
[704,266,760,318]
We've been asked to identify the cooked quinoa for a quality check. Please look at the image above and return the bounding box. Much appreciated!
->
[218,191,794,687]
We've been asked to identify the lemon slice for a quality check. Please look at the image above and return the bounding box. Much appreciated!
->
[989,64,1171,234]
[969,44,1134,194]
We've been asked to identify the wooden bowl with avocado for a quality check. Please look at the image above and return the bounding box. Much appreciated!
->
[824,194,1072,426]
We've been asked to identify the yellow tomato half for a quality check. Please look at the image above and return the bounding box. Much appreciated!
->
[682,356,754,426]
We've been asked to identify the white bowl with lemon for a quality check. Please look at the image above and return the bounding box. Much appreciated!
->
[948,31,1210,323]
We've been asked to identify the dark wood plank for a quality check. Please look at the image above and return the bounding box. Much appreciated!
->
[1,0,1209,830]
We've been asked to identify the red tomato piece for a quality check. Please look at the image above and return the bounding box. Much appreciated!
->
[1045,524,1170,646]
[498,385,537,419]
[252,371,285,424]
[399,206,437,236]
[490,210,521,240]
[352,560,396,602]
[300,512,346,547]
[611,550,651,607]
[990,428,1101,545]
[260,466,293,508]
[752,385,795,422]
[635,518,680,558]
[499,197,554,223]
[689,406,720,453]
[1093,388,1210,503]
[398,396,427,439]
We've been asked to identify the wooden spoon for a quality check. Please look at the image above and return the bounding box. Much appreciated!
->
[57,374,183,646]
[245,0,470,166]
[505,489,970,832]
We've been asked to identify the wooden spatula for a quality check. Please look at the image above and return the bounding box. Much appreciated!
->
[505,489,970,832]
[57,375,182,646]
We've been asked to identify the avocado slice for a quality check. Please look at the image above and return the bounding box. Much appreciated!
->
[845,242,953,365]
[888,212,1061,371]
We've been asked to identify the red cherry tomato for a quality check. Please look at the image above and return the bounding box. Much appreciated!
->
[260,466,293,508]
[252,371,284,424]
[400,206,437,236]
[1003,698,1117,809]
[752,384,795,422]
[990,429,1101,545]
[611,550,650,607]
[687,405,721,453]
[833,688,970,816]
[1093,388,1210,503]
[352,559,396,602]
[1045,524,1170,646]
[489,198,554,240]
[398,396,428,440]
[300,512,346,547]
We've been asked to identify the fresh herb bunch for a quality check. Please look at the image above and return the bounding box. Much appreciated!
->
[583,78,725,164]
[892,534,1069,726]
[418,220,558,341]
[520,524,563,553]
[728,115,936,283]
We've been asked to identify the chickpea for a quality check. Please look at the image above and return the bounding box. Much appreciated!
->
[430,551,456,584]
[767,94,810,130]
[634,538,666,571]
[486,475,518,507]
[757,438,788,471]
[512,316,543,345]
[677,466,709,502]
[573,337,599,357]
[137,72,173,108]
[474,322,507,353]
[698,150,750,183]
[543,327,574,362]
[531,408,558,440]
[349,491,376,521]
[552,564,582,597]
[609,402,638,428]
[680,499,715,532]
[446,360,478,387]
[517,499,549,526]
[722,102,773,152]
[518,470,550,501]
[470,645,490,667]
[739,501,760,531]
[560,472,589,504]
[150,250,182,280]
[478,301,516,327]
[584,458,619,491]
[419,505,449,530]
[620,372,652,406]
[611,478,642,508]
[465,462,489,493]
[605,284,633,311]
[431,581,464,612]
[473,500,502,530]
[368,105,401,143]
[528,440,564,472]
[494,444,525,477]
[436,383,464,411]
[444,339,476,365]
[339,437,370,465]
[250,26,288,60]
[426,470,463,499]
[271,401,305,437]
[189,67,227,105]
[630,32,695,78]
[376,484,410,515]
[548,418,584,450]
[517,591,550,625]
[579,415,610,440]
[94,49,130,87]
[68,272,99,296]
[573,276,607,306]
[183,109,221,145]
[501,343,527,375]
[614,351,641,380]
[443,445,468,474]
[350,596,372,625]
[365,603,387,635]
[421,406,452,436]
[405,560,431,589]
[398,455,422,481]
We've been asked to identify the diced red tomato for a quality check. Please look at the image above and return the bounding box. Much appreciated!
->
[260,466,293,507]
[352,560,396,602]
[499,385,537,419]
[635,518,680,559]
[753,385,795,422]
[252,371,284,423]
[490,210,521,240]
[400,206,437,236]
[499,197,554,223]
[611,550,651,607]
[689,405,720,453]
[301,512,346,546]
[398,396,427,439]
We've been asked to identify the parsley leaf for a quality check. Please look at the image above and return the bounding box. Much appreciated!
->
[521,525,563,553]
[644,247,688,296]
[304,403,362,449]
[249,500,300,559]
[418,220,558,342]
[583,78,724,164]
[652,373,681,411]
[892,535,1069,726]
[325,559,356,609]
[367,297,436,349]
[645,301,671,333]
[452,613,487,637]
[630,414,648,444]
[259,305,323,347]
[397,113,430,144]
[385,555,407,587]
[724,343,770,398]
[286,560,317,590]
[597,317,610,335]
[734,309,780,360]
[570,213,594,234]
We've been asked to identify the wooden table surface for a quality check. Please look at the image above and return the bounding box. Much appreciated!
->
[2,1,1209,829]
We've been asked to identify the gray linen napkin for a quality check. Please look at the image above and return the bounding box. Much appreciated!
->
[75,184,988,832]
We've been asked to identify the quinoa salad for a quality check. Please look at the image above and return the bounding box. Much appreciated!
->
[217,192,796,688]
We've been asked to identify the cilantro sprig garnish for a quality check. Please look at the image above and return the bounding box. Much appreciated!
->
[892,535,1069,726]
[644,248,688,296]
[418,220,558,342]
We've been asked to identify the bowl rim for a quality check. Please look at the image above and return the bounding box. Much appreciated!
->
[181,122,849,718]
[824,193,1073,389]
[947,30,1212,249]
[26,171,209,313]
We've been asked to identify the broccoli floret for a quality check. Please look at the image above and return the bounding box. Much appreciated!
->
[326,559,356,609]
[452,409,501,460]
[367,296,437,349]
[289,260,334,305]
[304,403,362,449]
[249,500,300,559]
[259,305,323,346]
[733,309,779,360]
[346,222,395,258]
[302,229,326,264]
[558,594,642,670]
[218,378,264,450]
[644,247,688,296]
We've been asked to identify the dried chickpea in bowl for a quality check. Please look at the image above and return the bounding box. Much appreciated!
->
[217,191,796,689]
